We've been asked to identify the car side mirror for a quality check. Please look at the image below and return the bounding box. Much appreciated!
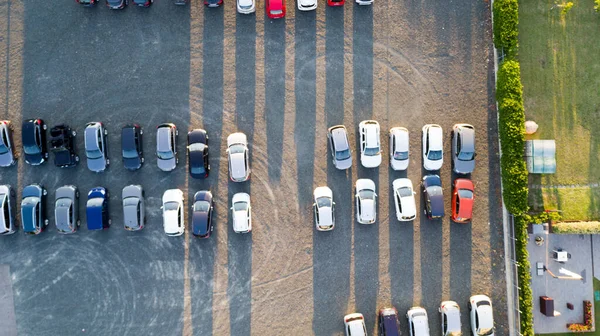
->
[333,202,336,205]
[312,203,316,207]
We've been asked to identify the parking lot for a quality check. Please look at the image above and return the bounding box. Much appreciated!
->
[0,0,507,335]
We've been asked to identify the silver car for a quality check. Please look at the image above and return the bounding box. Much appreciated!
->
[237,0,255,13]
[452,124,476,174]
[327,125,352,170]
[157,123,178,172]
[440,301,462,336]
[84,122,109,172]
[0,185,16,235]
[227,133,250,182]
[55,185,80,234]
[0,120,17,167]
[122,185,145,231]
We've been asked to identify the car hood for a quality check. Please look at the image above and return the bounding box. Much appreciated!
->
[238,0,253,7]
[24,152,44,165]
[158,157,176,171]
[361,153,382,168]
[233,211,249,232]
[454,158,475,174]
[314,187,332,199]
[55,187,75,200]
[227,133,247,147]
[124,157,142,170]
[0,152,13,166]
[299,0,316,6]
[122,186,142,199]
[87,157,107,172]
[391,157,408,170]
[335,156,352,170]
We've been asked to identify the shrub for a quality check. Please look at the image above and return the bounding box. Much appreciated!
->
[552,221,600,234]
[493,0,519,56]
[523,211,562,224]
[514,215,534,334]
[595,0,600,12]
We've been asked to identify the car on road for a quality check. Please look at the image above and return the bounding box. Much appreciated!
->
[422,124,443,171]
[469,295,495,336]
[389,127,409,170]
[0,120,16,167]
[422,175,444,220]
[132,0,153,6]
[106,0,128,9]
[188,129,210,179]
[231,192,251,233]
[237,0,255,13]
[85,122,109,173]
[50,124,79,168]
[452,178,474,223]
[313,186,335,231]
[392,178,416,222]
[379,307,401,336]
[21,184,48,235]
[121,124,144,171]
[440,301,462,336]
[22,119,48,166]
[0,185,16,235]
[76,0,99,6]
[406,307,430,336]
[355,0,372,5]
[157,123,178,172]
[122,185,145,231]
[266,0,285,19]
[328,125,352,170]
[452,124,476,174]
[344,313,367,336]
[205,0,223,7]
[327,0,344,6]
[359,120,382,168]
[355,179,377,224]
[162,189,184,236]
[192,190,214,238]
[55,185,79,234]
[227,132,250,182]
[298,0,316,11]
[87,187,110,230]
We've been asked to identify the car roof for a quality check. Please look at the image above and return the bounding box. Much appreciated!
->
[477,304,494,329]
[381,315,400,336]
[227,132,247,147]
[365,126,379,147]
[392,128,409,151]
[230,152,247,179]
[458,126,475,151]
[123,202,140,228]
[331,128,349,151]
[21,202,37,231]
[360,199,375,221]
[269,0,283,8]
[426,124,443,150]
[193,210,209,235]
[317,206,333,226]
[156,127,172,152]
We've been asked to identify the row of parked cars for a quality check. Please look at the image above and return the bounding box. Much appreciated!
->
[344,295,495,336]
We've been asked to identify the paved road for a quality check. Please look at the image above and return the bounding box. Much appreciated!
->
[0,0,507,335]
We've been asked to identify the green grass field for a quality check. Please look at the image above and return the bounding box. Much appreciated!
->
[519,0,600,220]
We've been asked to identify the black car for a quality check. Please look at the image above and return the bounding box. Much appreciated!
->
[192,191,213,238]
[76,0,99,6]
[378,307,401,336]
[188,129,209,179]
[122,124,144,171]
[50,124,79,168]
[22,119,48,166]
[422,174,444,219]
[132,0,153,6]
[106,0,128,9]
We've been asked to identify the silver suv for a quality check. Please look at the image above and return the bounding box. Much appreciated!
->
[55,185,80,234]
[327,125,352,170]
[84,122,109,172]
[156,123,178,172]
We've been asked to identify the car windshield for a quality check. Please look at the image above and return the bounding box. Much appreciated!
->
[194,201,210,212]
[393,151,408,160]
[335,149,351,160]
[364,146,380,156]
[398,187,413,197]
[271,9,282,14]
[86,149,103,159]
[191,165,206,175]
[233,201,248,211]
[316,197,332,208]
[122,148,138,159]
[23,143,40,155]
[229,145,245,155]
[0,143,8,155]
[164,201,179,211]
[427,150,442,160]
[458,189,474,199]
[458,151,474,161]
[359,190,375,200]
[158,150,174,160]
[189,143,205,151]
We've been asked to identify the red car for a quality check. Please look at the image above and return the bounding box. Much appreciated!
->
[327,0,344,6]
[266,0,285,19]
[451,178,474,223]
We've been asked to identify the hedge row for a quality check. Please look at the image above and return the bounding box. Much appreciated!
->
[493,0,519,56]
[514,215,534,334]
[552,221,600,234]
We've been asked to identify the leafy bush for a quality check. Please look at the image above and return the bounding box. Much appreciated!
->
[553,221,600,234]
[493,0,519,56]
[514,215,534,335]
[523,211,562,224]
[595,0,600,12]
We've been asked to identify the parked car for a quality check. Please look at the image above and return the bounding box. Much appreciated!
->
[422,175,444,220]
[440,301,462,336]
[21,184,48,235]
[298,0,316,11]
[192,190,214,238]
[355,0,373,4]
[132,0,153,6]
[205,0,223,7]
[355,179,377,224]
[50,124,79,168]
[162,189,184,236]
[469,295,494,336]
[122,185,145,231]
[0,185,16,235]
[87,187,110,230]
[451,178,474,223]
[359,120,382,168]
[452,124,476,174]
[76,0,99,6]
[106,0,128,9]
[156,123,178,172]
[237,0,255,13]
[422,124,443,171]
[344,313,367,336]
[227,132,250,182]
[22,119,48,166]
[231,192,251,233]
[392,178,416,221]
[328,125,352,170]
[379,307,401,336]
[188,129,210,179]
[55,185,79,234]
[85,122,109,173]
[389,127,409,170]
[327,0,344,6]
[0,120,16,167]
[406,307,430,336]
[121,124,144,171]
[266,0,285,19]
[313,186,335,231]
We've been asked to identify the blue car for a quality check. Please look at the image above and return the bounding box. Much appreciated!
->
[87,187,110,230]
[21,184,48,235]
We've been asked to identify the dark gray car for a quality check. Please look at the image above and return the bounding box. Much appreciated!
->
[85,122,109,173]
[452,124,476,174]
[0,185,16,235]
[0,120,17,167]
[327,125,352,170]
[55,185,80,234]
[156,123,178,172]
[122,185,145,231]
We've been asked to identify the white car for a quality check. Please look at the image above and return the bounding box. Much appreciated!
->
[298,0,316,10]
[237,0,255,14]
[422,124,443,171]
[406,307,430,336]
[355,0,373,5]
[162,189,184,237]
[231,192,252,233]
[469,295,495,336]
[344,313,367,336]
[355,179,377,224]
[313,186,335,231]
[227,133,251,182]
[392,178,416,221]
[359,120,382,168]
[389,127,409,170]
[440,301,462,336]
